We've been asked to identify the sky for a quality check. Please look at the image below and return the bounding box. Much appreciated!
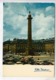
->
[3,3,55,41]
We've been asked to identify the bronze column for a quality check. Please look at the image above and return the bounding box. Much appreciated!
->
[27,11,32,55]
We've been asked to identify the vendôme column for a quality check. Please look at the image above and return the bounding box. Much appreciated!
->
[27,11,33,55]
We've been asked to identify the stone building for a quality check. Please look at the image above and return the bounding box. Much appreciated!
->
[3,38,55,55]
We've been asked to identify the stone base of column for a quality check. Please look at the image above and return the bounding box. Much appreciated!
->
[26,47,34,55]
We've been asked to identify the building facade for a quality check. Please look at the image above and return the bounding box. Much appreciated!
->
[3,38,55,55]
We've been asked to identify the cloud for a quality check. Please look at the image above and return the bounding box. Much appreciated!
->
[3,3,55,41]
[4,4,28,28]
[32,12,54,40]
[46,6,54,11]
[45,6,55,17]
[3,4,28,41]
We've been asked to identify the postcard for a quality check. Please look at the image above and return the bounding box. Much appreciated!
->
[0,0,55,80]
[3,2,55,78]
